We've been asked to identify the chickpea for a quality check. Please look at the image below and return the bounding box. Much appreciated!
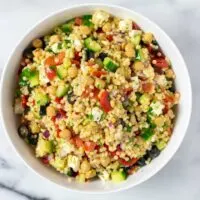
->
[49,35,60,45]
[80,160,91,173]
[142,32,153,44]
[100,156,111,167]
[46,86,56,96]
[33,48,43,58]
[95,78,106,89]
[133,61,144,71]
[59,129,71,139]
[32,38,43,48]
[102,22,112,32]
[80,25,91,35]
[68,66,78,78]
[46,106,56,117]
[165,69,175,79]
[154,116,165,127]
[125,43,135,58]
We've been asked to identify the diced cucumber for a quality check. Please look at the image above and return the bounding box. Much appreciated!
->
[56,85,69,97]
[83,15,94,27]
[132,34,141,46]
[29,70,39,87]
[141,128,154,141]
[35,92,49,106]
[156,140,166,150]
[103,57,119,72]
[135,49,144,61]
[61,19,74,33]
[111,169,127,182]
[19,68,31,86]
[84,37,101,52]
[57,66,68,79]
[36,138,54,157]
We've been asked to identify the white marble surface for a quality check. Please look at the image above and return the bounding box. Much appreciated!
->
[0,0,199,199]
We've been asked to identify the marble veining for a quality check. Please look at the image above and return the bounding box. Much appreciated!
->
[0,0,200,199]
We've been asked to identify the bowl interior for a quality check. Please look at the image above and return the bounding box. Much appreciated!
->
[0,4,192,193]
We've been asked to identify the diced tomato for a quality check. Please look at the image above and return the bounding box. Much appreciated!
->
[119,157,138,167]
[74,51,81,60]
[164,94,175,104]
[153,58,168,68]
[99,91,112,113]
[74,137,84,148]
[21,95,28,108]
[55,97,62,104]
[106,35,113,41]
[45,67,56,80]
[92,70,107,78]
[142,82,155,93]
[45,52,65,67]
[132,22,141,30]
[82,87,100,100]
[93,87,100,100]
[51,116,56,122]
[75,17,82,26]
[58,109,66,117]
[84,141,97,152]
[71,60,80,67]
[44,56,56,66]
[55,52,65,65]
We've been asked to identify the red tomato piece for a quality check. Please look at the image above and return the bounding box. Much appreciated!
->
[74,137,84,148]
[142,82,155,93]
[74,51,81,60]
[45,67,56,80]
[44,56,56,66]
[153,58,168,68]
[55,97,62,104]
[92,70,107,78]
[99,91,112,113]
[21,95,28,108]
[55,52,65,65]
[71,60,80,67]
[119,157,138,167]
[75,17,82,26]
[84,141,97,152]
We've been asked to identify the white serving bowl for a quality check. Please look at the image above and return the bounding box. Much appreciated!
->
[0,3,192,194]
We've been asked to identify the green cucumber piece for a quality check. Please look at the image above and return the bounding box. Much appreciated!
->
[56,85,69,97]
[141,128,154,141]
[57,66,68,79]
[29,70,39,87]
[84,38,101,52]
[35,92,49,106]
[132,34,141,46]
[103,57,119,72]
[61,19,74,33]
[135,49,144,61]
[83,15,94,27]
[111,169,127,182]
[36,138,54,157]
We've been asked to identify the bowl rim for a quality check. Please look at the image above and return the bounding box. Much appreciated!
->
[0,3,192,194]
